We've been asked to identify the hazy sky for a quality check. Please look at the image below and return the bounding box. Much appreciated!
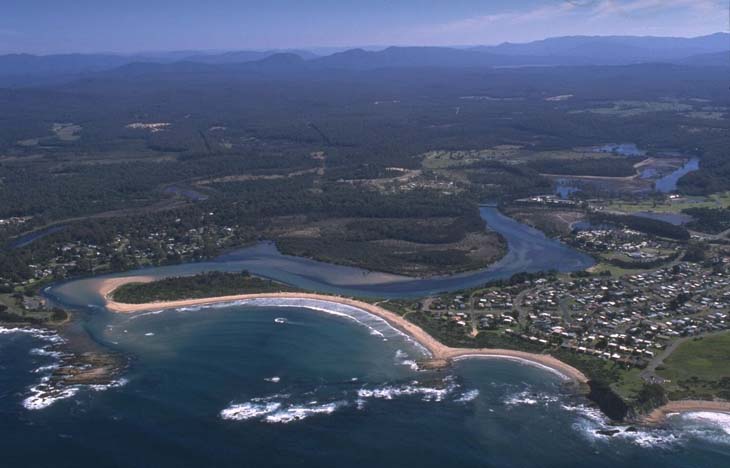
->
[1,0,727,54]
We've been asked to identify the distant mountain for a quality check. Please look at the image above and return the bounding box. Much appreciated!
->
[678,51,730,67]
[0,33,727,87]
[0,53,132,76]
[184,49,317,64]
[0,49,316,86]
[475,33,730,65]
[302,34,730,70]
[312,46,500,69]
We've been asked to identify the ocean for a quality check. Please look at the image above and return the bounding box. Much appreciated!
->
[2,304,730,467]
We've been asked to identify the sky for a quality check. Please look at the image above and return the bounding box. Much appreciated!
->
[1,0,727,54]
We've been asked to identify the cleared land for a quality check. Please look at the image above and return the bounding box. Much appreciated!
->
[657,332,730,401]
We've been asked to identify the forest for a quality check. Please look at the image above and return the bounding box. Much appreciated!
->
[0,60,726,281]
[683,208,730,234]
[111,271,294,303]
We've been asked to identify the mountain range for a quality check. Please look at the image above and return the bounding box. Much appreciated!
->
[0,33,727,87]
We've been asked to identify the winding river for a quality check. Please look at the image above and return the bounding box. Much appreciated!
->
[47,206,595,306]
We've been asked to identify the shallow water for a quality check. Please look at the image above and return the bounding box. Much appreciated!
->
[2,306,729,467]
[46,207,595,303]
[654,158,700,193]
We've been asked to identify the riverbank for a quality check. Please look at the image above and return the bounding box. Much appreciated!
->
[101,276,588,384]
[644,401,730,425]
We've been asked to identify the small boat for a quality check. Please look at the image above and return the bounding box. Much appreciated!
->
[274,317,288,324]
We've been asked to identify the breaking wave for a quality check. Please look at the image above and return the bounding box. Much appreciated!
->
[1,326,127,410]
[220,375,478,424]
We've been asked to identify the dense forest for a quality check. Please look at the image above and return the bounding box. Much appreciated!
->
[587,213,690,241]
[112,271,294,303]
[527,158,637,178]
[0,60,726,281]
[683,208,730,234]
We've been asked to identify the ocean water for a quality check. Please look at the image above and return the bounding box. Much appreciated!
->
[2,305,730,467]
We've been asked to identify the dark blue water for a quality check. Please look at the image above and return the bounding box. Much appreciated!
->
[2,306,730,467]
[3,208,728,466]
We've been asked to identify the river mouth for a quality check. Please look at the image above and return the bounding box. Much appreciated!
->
[46,206,594,306]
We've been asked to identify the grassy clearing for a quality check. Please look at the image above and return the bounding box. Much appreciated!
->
[587,261,657,278]
[611,367,647,400]
[575,100,693,117]
[421,147,627,170]
[657,332,730,400]
[659,333,730,382]
[603,192,730,214]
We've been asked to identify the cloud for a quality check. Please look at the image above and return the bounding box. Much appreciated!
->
[412,0,727,44]
[428,2,581,35]
[591,0,725,17]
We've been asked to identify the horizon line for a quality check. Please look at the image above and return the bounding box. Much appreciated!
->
[2,31,727,57]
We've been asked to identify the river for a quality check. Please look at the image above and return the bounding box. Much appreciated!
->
[3,207,729,467]
[46,206,594,305]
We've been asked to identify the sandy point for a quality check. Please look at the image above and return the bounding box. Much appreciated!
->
[98,276,156,301]
[99,276,588,384]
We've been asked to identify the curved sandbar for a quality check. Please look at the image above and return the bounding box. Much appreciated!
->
[101,277,588,384]
[644,401,730,425]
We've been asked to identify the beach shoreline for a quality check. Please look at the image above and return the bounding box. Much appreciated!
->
[101,276,589,383]
[644,400,730,425]
[100,276,730,422]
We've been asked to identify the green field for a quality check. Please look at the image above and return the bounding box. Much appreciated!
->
[576,100,693,117]
[657,332,730,400]
[660,333,730,381]
[603,192,730,214]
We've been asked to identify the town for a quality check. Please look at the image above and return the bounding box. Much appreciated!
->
[414,248,729,381]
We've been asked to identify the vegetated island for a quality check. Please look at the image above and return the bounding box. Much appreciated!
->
[110,271,297,303]
[105,271,730,425]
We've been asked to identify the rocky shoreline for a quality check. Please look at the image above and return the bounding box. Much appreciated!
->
[2,317,128,410]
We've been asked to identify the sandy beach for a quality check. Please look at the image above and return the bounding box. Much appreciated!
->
[644,400,730,424]
[98,275,156,299]
[101,276,589,383]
